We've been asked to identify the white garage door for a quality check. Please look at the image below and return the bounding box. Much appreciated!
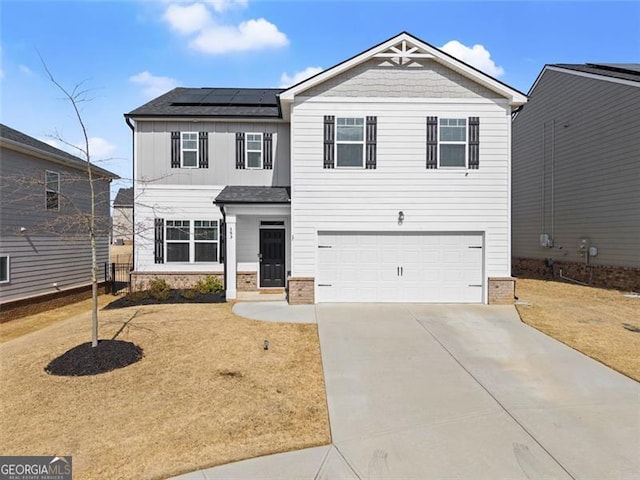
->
[316,232,483,303]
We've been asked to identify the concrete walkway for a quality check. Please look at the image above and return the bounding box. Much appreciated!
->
[173,304,640,480]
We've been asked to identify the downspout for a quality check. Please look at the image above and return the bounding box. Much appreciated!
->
[125,116,135,269]
[218,204,227,294]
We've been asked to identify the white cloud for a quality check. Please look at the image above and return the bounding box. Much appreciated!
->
[129,71,179,98]
[163,3,212,35]
[19,65,32,75]
[441,40,505,78]
[162,2,288,55]
[189,18,288,55]
[280,66,323,87]
[88,137,116,159]
[204,0,247,13]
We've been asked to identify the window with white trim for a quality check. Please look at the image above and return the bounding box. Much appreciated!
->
[45,171,60,210]
[194,220,219,262]
[336,117,364,167]
[0,256,9,283]
[246,133,263,169]
[439,118,467,167]
[181,132,198,168]
[165,220,219,263]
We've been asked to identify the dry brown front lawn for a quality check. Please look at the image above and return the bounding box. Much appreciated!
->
[515,278,640,381]
[0,303,330,479]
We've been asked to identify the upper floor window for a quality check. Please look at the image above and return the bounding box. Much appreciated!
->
[181,132,198,168]
[171,131,208,169]
[0,256,9,283]
[246,133,263,169]
[45,171,60,210]
[439,118,467,167]
[336,117,364,168]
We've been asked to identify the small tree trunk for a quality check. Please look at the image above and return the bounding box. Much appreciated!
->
[91,233,98,348]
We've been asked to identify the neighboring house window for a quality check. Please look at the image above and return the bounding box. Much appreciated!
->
[246,133,263,169]
[163,220,219,263]
[0,256,9,283]
[439,118,467,167]
[181,132,198,168]
[194,221,218,262]
[336,117,365,167]
[171,131,208,168]
[166,220,190,262]
[45,171,60,210]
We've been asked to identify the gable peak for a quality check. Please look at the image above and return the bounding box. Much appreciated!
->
[373,38,434,66]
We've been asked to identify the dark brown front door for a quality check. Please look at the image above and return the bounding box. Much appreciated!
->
[259,229,285,288]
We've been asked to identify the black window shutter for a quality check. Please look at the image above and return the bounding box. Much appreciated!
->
[426,117,438,169]
[198,131,209,168]
[154,218,164,264]
[263,132,273,170]
[171,132,180,168]
[366,116,377,169]
[323,115,335,169]
[468,117,480,169]
[235,132,245,169]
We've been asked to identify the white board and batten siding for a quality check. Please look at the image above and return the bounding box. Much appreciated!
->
[135,121,290,188]
[290,60,514,303]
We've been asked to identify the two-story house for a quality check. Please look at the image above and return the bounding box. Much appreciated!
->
[125,32,527,304]
[0,123,117,320]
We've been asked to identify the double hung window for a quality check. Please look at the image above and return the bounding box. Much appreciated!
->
[439,118,467,167]
[165,220,219,263]
[336,118,365,167]
[181,132,198,168]
[246,133,263,169]
[46,171,60,210]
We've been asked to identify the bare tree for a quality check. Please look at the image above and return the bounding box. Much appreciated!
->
[41,60,101,347]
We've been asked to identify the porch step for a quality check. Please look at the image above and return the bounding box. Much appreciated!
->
[236,290,286,302]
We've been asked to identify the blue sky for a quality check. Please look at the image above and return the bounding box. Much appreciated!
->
[1,1,639,193]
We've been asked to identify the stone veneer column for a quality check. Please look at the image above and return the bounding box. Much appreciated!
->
[488,277,515,305]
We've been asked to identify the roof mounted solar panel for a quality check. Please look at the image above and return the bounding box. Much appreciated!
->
[171,88,283,107]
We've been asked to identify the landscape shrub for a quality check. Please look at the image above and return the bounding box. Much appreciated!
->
[181,289,198,300]
[149,278,171,301]
[194,275,223,295]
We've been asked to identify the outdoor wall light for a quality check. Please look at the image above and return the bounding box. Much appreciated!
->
[20,227,27,233]
[263,340,269,350]
[398,211,404,225]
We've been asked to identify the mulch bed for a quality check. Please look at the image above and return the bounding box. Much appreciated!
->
[45,340,144,376]
[103,290,225,310]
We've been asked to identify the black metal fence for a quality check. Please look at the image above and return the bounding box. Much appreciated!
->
[104,262,132,295]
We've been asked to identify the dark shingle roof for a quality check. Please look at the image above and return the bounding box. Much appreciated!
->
[215,186,291,204]
[0,123,118,178]
[552,63,640,83]
[126,87,284,118]
[114,187,133,207]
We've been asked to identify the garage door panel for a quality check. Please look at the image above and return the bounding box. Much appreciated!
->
[316,232,483,303]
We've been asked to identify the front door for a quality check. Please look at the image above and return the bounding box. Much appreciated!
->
[259,229,285,288]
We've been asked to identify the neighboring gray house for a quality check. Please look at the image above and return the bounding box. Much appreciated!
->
[0,124,118,319]
[112,187,133,245]
[126,32,528,304]
[512,63,640,291]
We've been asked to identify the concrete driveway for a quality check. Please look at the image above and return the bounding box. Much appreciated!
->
[175,304,639,480]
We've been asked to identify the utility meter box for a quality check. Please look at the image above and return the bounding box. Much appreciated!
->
[578,238,590,256]
[539,233,553,248]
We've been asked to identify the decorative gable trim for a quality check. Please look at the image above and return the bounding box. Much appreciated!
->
[279,32,527,107]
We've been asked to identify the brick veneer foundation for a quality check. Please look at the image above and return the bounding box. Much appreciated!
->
[287,277,315,304]
[236,272,257,292]
[130,272,223,291]
[512,257,640,292]
[488,277,516,305]
[0,282,108,323]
